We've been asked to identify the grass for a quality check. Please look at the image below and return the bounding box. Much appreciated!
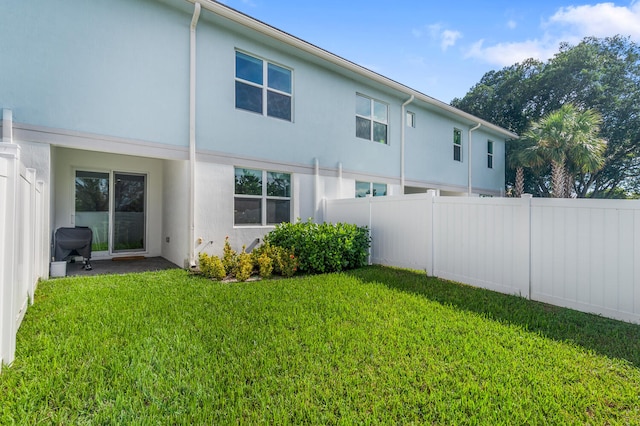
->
[1,266,640,424]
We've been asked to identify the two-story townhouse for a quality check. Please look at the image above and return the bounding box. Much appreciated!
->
[0,0,517,269]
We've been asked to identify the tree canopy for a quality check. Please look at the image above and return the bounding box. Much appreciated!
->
[451,36,640,198]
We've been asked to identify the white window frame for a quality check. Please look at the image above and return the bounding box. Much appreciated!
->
[235,50,293,122]
[355,181,387,198]
[356,93,389,144]
[234,167,292,227]
[453,128,462,162]
[406,111,416,128]
[487,140,494,169]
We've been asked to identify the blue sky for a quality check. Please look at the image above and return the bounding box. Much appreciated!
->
[221,0,640,103]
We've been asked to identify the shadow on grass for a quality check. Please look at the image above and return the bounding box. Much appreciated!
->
[346,266,640,368]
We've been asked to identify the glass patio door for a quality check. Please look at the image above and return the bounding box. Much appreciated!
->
[75,171,110,253]
[113,172,146,252]
[75,170,146,254]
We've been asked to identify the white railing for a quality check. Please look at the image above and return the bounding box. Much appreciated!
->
[326,191,640,324]
[0,144,48,371]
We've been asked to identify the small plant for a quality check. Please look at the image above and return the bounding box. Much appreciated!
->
[256,251,273,279]
[235,246,254,282]
[278,250,298,278]
[253,242,297,278]
[198,252,226,281]
[222,236,237,276]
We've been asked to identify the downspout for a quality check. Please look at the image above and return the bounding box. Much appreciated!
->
[188,2,201,268]
[400,95,414,192]
[314,158,320,221]
[468,122,481,195]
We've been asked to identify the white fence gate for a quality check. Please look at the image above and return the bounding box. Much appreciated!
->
[0,143,48,371]
[325,191,640,324]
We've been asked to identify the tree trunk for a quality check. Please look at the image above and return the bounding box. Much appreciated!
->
[515,167,524,197]
[564,171,574,198]
[551,160,566,198]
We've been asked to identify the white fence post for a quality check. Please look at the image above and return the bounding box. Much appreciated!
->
[26,168,37,304]
[0,143,20,368]
[520,194,533,299]
[426,189,437,276]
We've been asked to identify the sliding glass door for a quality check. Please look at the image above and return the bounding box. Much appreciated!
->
[75,171,110,253]
[74,170,146,254]
[113,173,146,252]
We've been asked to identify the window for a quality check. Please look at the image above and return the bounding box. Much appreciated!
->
[235,51,292,121]
[234,168,291,225]
[355,181,387,198]
[487,140,494,169]
[406,111,416,128]
[453,128,462,162]
[356,94,388,144]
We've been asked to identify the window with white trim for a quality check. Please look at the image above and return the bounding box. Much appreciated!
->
[356,94,388,144]
[487,140,494,169]
[355,181,387,198]
[234,168,291,226]
[406,111,416,128]
[235,51,292,121]
[453,128,462,162]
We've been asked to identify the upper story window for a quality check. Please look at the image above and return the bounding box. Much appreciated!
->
[234,167,291,226]
[406,111,416,128]
[453,128,462,162]
[487,140,494,169]
[356,181,387,198]
[235,51,292,121]
[356,94,388,144]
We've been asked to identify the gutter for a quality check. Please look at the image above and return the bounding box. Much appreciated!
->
[401,95,414,192]
[468,122,481,195]
[185,0,518,140]
[188,2,201,268]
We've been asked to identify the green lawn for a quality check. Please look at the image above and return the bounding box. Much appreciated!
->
[1,266,640,424]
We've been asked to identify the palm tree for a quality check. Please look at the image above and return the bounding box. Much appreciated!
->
[506,138,543,197]
[522,103,607,198]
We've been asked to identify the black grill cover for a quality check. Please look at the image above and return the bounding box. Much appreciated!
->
[54,227,93,261]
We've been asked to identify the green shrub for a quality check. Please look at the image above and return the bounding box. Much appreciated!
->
[235,247,254,282]
[198,252,226,281]
[278,248,298,277]
[256,251,273,279]
[222,236,237,276]
[263,219,370,274]
[252,242,297,278]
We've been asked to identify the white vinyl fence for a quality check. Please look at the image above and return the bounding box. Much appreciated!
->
[0,144,48,371]
[325,191,640,324]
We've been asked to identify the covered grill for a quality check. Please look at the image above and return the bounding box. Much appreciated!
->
[54,227,93,270]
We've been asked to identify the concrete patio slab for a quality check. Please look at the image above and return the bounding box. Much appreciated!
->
[64,257,180,277]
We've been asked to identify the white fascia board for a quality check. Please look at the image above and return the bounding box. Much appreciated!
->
[187,0,519,140]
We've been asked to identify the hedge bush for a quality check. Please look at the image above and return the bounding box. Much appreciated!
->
[263,219,370,274]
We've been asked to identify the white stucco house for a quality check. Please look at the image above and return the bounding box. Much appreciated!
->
[1,0,516,267]
[0,0,517,367]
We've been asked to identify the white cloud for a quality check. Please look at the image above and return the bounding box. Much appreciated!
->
[465,2,640,67]
[465,39,559,67]
[413,23,463,51]
[440,29,463,51]
[548,2,640,39]
[507,19,517,30]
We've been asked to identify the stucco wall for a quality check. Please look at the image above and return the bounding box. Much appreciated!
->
[1,0,190,147]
